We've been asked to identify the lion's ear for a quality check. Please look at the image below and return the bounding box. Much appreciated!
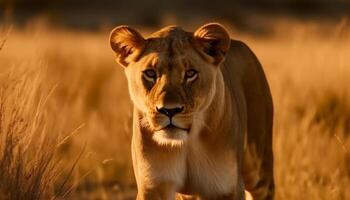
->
[109,25,145,67]
[194,23,231,65]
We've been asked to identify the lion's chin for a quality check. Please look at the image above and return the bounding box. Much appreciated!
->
[152,128,188,148]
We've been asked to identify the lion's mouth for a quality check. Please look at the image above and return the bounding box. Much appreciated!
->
[163,124,189,132]
[152,123,189,147]
[154,123,189,132]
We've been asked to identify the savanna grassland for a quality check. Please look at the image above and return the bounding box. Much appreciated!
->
[0,19,349,199]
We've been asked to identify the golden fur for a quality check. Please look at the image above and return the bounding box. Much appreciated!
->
[110,23,274,200]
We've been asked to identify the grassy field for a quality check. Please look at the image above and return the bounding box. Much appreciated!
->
[0,19,349,199]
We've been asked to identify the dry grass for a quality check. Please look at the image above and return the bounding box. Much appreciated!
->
[0,62,79,199]
[0,19,349,199]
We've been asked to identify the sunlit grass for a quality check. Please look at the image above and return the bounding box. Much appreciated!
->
[0,19,349,199]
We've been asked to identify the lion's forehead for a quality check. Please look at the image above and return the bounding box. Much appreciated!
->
[137,27,203,71]
[145,27,193,54]
[145,39,191,56]
[148,26,191,41]
[141,48,190,72]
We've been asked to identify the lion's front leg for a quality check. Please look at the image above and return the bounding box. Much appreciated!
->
[196,192,244,200]
[136,182,177,200]
[196,182,246,200]
[132,151,186,200]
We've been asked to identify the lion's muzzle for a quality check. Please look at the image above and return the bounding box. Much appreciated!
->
[156,106,184,119]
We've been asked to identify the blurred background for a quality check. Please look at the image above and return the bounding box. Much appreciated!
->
[0,0,349,200]
[1,0,350,30]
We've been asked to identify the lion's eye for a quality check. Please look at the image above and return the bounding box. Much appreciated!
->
[143,69,157,82]
[185,69,198,82]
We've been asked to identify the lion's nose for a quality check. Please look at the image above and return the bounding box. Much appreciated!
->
[156,106,184,118]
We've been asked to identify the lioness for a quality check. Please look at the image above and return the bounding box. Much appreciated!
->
[109,23,274,200]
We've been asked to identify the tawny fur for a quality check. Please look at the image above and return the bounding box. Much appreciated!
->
[110,23,274,200]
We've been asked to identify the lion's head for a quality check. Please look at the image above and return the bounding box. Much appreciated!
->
[110,23,231,146]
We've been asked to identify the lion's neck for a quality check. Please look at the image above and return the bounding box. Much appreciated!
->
[192,69,233,143]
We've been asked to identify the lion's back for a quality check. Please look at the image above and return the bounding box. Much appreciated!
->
[221,40,275,199]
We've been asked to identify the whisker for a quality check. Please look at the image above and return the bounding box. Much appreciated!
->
[139,116,151,128]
